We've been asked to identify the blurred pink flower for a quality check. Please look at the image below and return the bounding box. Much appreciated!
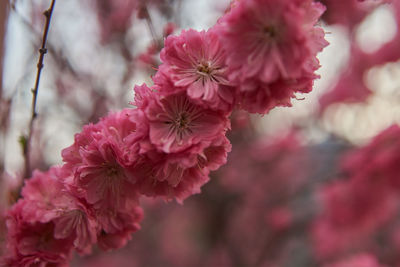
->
[159,202,206,267]
[265,207,292,231]
[312,126,400,260]
[217,131,310,265]
[324,253,386,267]
[83,253,139,267]
[318,45,372,111]
[319,2,400,111]
[342,125,400,190]
[312,180,397,260]
[320,0,379,28]
[94,0,138,43]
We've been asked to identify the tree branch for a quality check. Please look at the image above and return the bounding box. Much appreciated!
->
[139,4,162,50]
[0,0,9,100]
[23,0,56,178]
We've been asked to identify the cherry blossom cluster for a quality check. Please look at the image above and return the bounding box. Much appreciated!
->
[2,0,327,266]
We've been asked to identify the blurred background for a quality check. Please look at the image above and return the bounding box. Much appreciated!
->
[1,0,400,266]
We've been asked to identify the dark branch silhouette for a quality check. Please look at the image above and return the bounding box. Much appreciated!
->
[23,0,56,179]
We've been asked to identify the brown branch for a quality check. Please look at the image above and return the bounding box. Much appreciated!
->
[0,1,8,100]
[23,0,56,179]
[0,1,10,210]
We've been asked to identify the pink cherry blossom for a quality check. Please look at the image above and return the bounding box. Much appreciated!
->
[216,0,328,114]
[62,110,138,173]
[129,120,231,202]
[131,83,154,110]
[124,86,232,201]
[74,139,138,209]
[143,88,230,154]
[58,110,147,253]
[3,200,73,267]
[154,29,234,112]
[96,199,143,251]
[99,108,140,147]
[20,167,98,255]
[135,158,210,203]
[139,136,231,202]
[62,110,140,210]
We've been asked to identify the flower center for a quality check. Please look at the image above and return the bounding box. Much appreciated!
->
[262,25,278,39]
[161,96,204,141]
[197,63,212,75]
[177,112,190,129]
[101,162,121,179]
[106,166,119,177]
[37,225,54,250]
[165,112,192,138]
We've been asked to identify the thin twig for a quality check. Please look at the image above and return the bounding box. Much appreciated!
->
[23,0,56,179]
[174,0,183,28]
[140,4,162,50]
[0,0,9,193]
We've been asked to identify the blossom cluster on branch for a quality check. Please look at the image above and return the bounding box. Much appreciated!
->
[1,0,327,266]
